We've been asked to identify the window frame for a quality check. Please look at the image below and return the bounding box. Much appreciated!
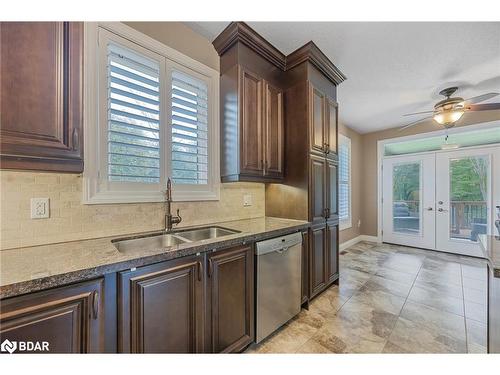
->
[339,134,352,230]
[83,22,220,204]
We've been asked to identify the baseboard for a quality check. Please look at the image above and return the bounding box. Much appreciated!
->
[339,235,380,251]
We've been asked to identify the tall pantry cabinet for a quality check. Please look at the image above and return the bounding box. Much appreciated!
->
[266,42,345,302]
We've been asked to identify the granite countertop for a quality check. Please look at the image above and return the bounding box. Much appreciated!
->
[479,234,500,278]
[0,217,309,299]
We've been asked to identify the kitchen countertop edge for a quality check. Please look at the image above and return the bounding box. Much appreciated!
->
[0,218,310,299]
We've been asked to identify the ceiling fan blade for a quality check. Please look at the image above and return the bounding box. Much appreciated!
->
[399,116,433,131]
[463,92,499,105]
[467,103,500,111]
[403,110,435,117]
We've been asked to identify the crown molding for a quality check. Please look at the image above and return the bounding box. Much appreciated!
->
[212,22,286,70]
[213,22,346,85]
[286,41,346,85]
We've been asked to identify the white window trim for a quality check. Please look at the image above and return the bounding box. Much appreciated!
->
[339,134,352,230]
[83,22,220,204]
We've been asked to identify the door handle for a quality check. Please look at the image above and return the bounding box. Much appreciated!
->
[438,208,448,212]
[197,261,203,281]
[91,290,99,320]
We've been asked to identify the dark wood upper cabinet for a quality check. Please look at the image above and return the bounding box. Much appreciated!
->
[215,22,286,183]
[0,22,83,172]
[118,255,204,353]
[206,244,254,353]
[0,278,104,353]
[327,159,338,218]
[310,154,327,224]
[326,97,338,156]
[240,68,263,176]
[310,85,327,156]
[263,81,284,178]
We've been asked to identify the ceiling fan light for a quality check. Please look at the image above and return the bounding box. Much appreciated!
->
[433,109,464,126]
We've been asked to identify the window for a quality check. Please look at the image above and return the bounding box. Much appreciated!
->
[339,134,351,229]
[84,23,219,203]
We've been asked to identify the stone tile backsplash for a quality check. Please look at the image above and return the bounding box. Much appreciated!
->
[0,171,265,250]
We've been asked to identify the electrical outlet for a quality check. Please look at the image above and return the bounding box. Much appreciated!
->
[31,198,49,219]
[243,194,252,207]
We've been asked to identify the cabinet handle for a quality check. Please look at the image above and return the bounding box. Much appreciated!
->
[91,290,99,320]
[324,143,330,154]
[323,208,328,219]
[326,208,331,218]
[72,128,79,151]
[208,258,213,277]
[197,261,203,281]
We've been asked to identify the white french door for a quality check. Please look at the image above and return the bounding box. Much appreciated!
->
[435,147,500,257]
[382,154,436,249]
[382,146,500,257]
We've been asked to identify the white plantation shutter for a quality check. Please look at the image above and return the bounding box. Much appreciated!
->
[171,70,209,185]
[106,43,161,183]
[339,135,351,222]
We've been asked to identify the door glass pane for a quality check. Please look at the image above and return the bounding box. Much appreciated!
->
[449,156,488,242]
[393,163,421,234]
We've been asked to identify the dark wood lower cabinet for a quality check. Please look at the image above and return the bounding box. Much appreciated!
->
[309,221,339,300]
[206,245,254,353]
[309,223,327,299]
[301,230,310,306]
[118,255,204,353]
[0,279,104,353]
[326,221,339,283]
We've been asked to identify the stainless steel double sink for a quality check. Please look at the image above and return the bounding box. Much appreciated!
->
[112,226,240,253]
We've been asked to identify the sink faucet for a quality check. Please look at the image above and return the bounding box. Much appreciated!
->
[165,178,182,232]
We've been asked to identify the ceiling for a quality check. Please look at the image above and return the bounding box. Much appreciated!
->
[185,22,500,134]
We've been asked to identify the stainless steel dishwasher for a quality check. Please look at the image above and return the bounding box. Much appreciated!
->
[255,232,302,343]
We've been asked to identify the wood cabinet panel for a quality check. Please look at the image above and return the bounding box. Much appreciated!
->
[326,97,338,156]
[0,22,83,172]
[0,279,103,353]
[263,81,284,178]
[239,68,263,176]
[309,224,327,298]
[310,155,327,223]
[327,159,338,218]
[301,231,310,305]
[118,256,204,353]
[309,85,326,155]
[206,245,254,353]
[327,222,339,283]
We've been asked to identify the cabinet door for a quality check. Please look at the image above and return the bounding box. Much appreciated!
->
[263,81,284,179]
[326,97,338,156]
[326,159,338,219]
[206,245,254,353]
[326,221,339,284]
[310,154,327,223]
[301,231,310,305]
[0,22,83,172]
[309,224,327,299]
[118,256,204,353]
[309,84,326,155]
[239,68,263,176]
[0,279,103,353]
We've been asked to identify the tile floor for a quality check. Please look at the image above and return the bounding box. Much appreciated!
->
[246,241,488,353]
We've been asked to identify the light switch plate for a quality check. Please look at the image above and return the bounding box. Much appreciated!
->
[243,194,252,207]
[31,198,50,219]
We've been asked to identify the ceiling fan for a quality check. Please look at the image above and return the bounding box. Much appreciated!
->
[400,87,500,131]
